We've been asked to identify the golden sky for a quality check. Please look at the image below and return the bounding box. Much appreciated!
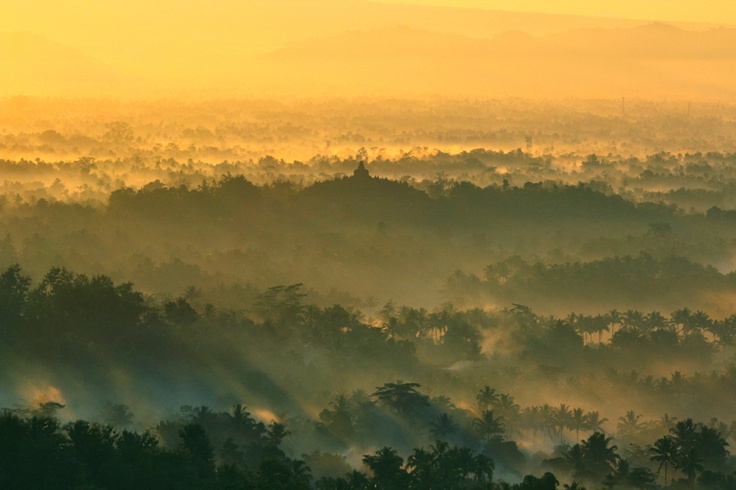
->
[1,0,735,99]
[380,0,736,24]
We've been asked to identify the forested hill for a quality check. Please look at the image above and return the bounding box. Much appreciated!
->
[0,169,727,309]
[106,171,674,229]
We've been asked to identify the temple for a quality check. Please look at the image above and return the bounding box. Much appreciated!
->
[353,161,370,179]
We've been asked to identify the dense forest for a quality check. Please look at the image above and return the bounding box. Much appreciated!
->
[2,263,736,488]
[2,97,736,488]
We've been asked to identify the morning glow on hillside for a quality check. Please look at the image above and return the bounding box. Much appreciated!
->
[2,2,736,490]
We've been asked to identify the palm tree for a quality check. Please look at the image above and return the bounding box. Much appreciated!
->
[656,414,678,432]
[591,315,610,344]
[691,310,712,335]
[476,386,499,412]
[494,394,521,436]
[621,310,645,332]
[362,447,407,490]
[697,425,729,471]
[321,394,354,439]
[607,309,621,339]
[290,459,313,487]
[185,405,218,429]
[555,404,572,441]
[539,404,557,441]
[670,418,698,452]
[449,446,477,482]
[670,307,692,336]
[645,311,669,331]
[406,447,435,487]
[580,432,619,483]
[267,421,291,446]
[563,483,587,490]
[564,444,586,478]
[617,410,644,437]
[381,317,400,339]
[345,470,370,489]
[473,410,505,441]
[429,413,458,441]
[474,454,495,484]
[101,403,134,428]
[708,320,734,346]
[676,447,704,484]
[494,393,519,416]
[572,315,594,344]
[227,403,252,426]
[669,371,688,394]
[521,406,542,443]
[570,408,587,442]
[649,435,677,486]
[584,411,608,435]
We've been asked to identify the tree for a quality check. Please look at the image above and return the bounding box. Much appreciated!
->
[473,410,505,441]
[579,432,619,484]
[179,423,215,480]
[0,264,30,340]
[494,394,521,434]
[676,447,704,484]
[518,472,559,490]
[406,447,436,488]
[320,394,354,440]
[165,298,199,326]
[253,283,306,326]
[607,309,621,339]
[64,420,116,484]
[372,382,430,417]
[103,121,135,146]
[226,403,257,435]
[554,404,572,441]
[591,315,610,344]
[584,411,608,435]
[362,447,408,490]
[101,403,134,428]
[474,453,495,484]
[617,411,644,437]
[563,483,586,490]
[428,413,458,441]
[649,435,677,486]
[670,308,692,336]
[27,267,145,344]
[670,419,698,453]
[621,310,645,332]
[476,386,499,412]
[570,408,587,442]
[697,425,729,471]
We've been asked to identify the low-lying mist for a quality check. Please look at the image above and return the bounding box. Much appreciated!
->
[2,96,736,488]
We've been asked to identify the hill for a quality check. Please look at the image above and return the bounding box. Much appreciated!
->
[263,24,736,99]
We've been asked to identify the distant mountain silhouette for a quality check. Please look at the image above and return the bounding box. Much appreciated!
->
[0,31,130,96]
[268,24,736,61]
[263,24,736,99]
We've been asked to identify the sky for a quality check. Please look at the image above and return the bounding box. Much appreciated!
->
[380,0,736,25]
[1,0,734,99]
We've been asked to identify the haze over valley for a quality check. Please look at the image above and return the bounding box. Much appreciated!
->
[2,2,736,489]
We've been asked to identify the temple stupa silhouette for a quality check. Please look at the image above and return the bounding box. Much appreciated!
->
[353,161,370,179]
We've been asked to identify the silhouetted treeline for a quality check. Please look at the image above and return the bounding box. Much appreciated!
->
[2,404,735,489]
[6,165,734,309]
[104,172,677,228]
[3,263,736,454]
[445,253,736,313]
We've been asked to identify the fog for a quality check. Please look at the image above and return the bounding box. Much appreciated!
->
[1,94,736,488]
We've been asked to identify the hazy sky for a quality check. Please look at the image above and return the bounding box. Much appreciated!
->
[379,0,736,24]
[2,0,734,99]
